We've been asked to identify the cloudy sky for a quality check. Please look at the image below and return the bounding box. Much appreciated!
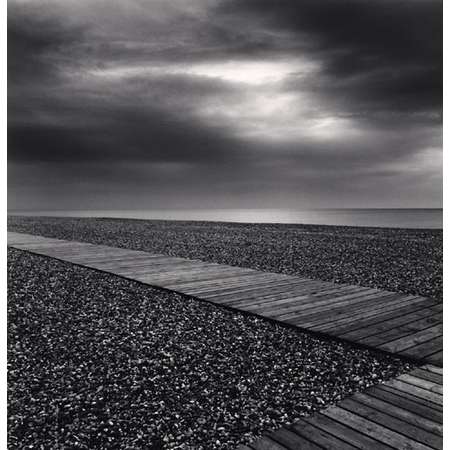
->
[8,0,442,211]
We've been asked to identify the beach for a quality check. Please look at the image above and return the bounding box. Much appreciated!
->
[8,248,411,449]
[7,215,442,448]
[8,216,443,300]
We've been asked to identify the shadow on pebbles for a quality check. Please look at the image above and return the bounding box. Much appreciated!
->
[8,249,412,449]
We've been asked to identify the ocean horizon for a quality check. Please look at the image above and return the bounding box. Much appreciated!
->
[8,208,443,229]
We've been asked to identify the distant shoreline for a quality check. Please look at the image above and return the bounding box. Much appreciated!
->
[6,208,444,229]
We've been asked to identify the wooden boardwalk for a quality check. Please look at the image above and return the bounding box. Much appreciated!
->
[8,231,442,366]
[241,364,443,450]
[8,231,444,449]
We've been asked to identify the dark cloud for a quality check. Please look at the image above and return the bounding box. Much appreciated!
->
[8,102,247,164]
[8,5,86,87]
[219,0,441,66]
[7,0,442,210]
[220,0,442,114]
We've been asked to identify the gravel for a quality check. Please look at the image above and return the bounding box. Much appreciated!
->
[8,216,443,300]
[8,249,412,449]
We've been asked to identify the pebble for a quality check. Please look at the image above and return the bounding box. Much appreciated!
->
[7,216,442,300]
[8,249,412,449]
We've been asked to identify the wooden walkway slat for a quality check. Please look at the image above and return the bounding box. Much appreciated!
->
[300,414,393,449]
[366,387,442,424]
[206,280,327,304]
[286,295,421,329]
[321,301,436,336]
[248,366,442,450]
[7,232,443,450]
[7,231,441,367]
[289,420,358,449]
[356,313,442,346]
[425,352,443,367]
[383,380,442,406]
[176,277,302,298]
[340,306,442,341]
[269,428,322,450]
[350,393,442,436]
[306,296,428,332]
[378,325,443,353]
[412,368,443,385]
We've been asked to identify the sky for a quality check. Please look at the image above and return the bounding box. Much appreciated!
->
[8,0,442,211]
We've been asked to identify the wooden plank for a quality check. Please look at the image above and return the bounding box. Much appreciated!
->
[410,368,442,385]
[425,351,443,367]
[198,279,309,300]
[155,269,260,286]
[269,428,322,450]
[242,294,315,314]
[31,244,130,255]
[289,420,358,449]
[249,436,289,450]
[203,280,325,303]
[401,337,442,360]
[280,291,399,323]
[286,293,417,327]
[378,325,442,353]
[395,374,442,395]
[129,265,256,282]
[201,284,319,307]
[351,392,442,436]
[325,301,439,336]
[265,290,395,319]
[108,256,200,270]
[375,384,442,413]
[86,254,191,266]
[356,313,442,347]
[64,250,165,260]
[164,272,279,292]
[301,414,393,449]
[366,386,443,424]
[95,260,208,274]
[165,273,282,294]
[339,306,442,341]
[122,265,255,283]
[217,282,331,310]
[11,241,87,250]
[422,365,442,376]
[311,285,373,299]
[338,398,441,449]
[322,406,433,450]
[78,253,167,265]
[166,271,290,289]
[172,271,282,290]
[303,296,428,331]
[383,380,442,406]
[226,284,363,309]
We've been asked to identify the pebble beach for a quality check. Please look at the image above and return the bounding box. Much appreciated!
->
[8,248,412,449]
[7,215,441,449]
[8,216,442,300]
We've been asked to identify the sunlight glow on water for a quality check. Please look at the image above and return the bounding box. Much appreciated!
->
[8,209,443,229]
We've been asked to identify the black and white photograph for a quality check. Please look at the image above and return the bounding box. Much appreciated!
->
[7,0,444,449]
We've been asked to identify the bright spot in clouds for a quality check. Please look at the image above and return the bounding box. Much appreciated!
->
[89,58,318,86]
[88,58,335,142]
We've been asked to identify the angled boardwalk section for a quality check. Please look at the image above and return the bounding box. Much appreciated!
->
[7,231,442,366]
[241,364,443,450]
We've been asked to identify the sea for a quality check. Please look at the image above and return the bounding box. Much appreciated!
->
[8,208,443,229]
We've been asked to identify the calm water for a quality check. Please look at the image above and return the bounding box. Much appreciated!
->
[9,208,443,229]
